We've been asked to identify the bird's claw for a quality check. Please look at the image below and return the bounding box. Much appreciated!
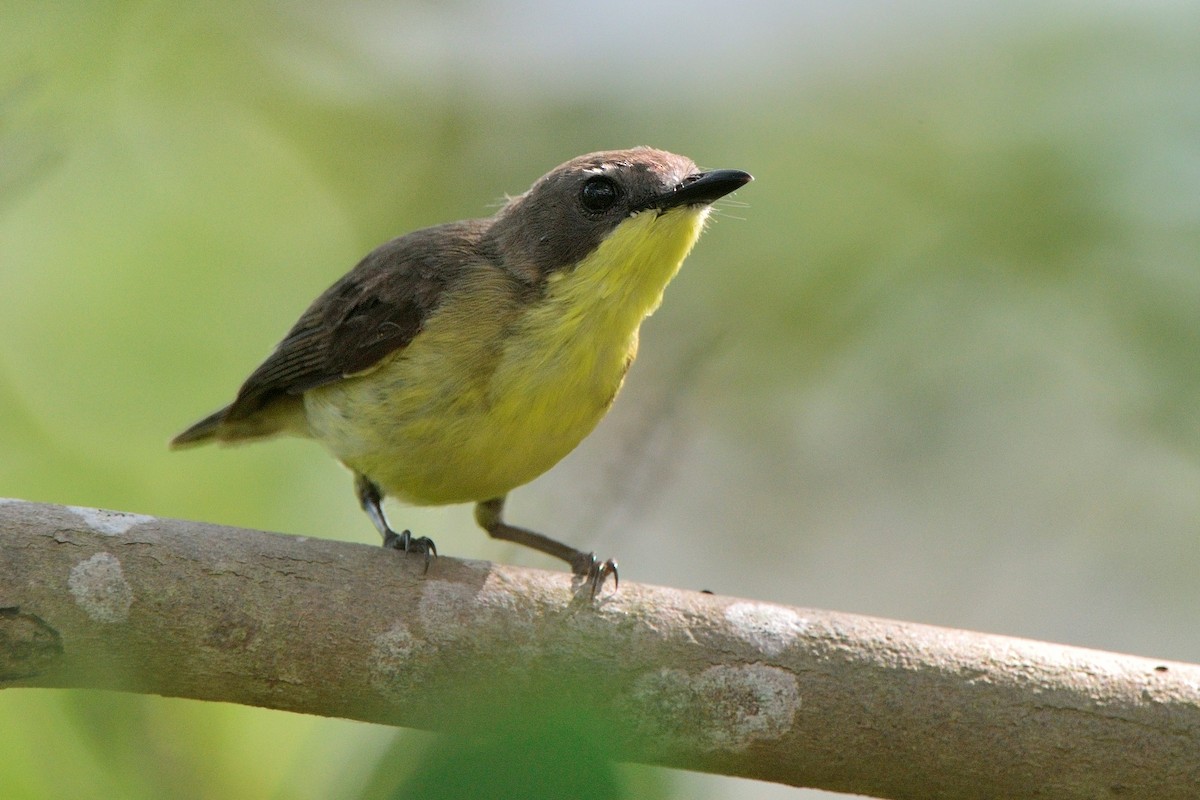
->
[382,528,437,573]
[573,552,618,598]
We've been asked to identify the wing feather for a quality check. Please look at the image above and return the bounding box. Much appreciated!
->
[221,222,478,422]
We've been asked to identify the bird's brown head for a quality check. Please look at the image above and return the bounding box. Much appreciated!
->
[488,147,751,285]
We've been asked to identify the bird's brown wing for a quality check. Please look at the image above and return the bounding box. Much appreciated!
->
[222,224,475,422]
[170,220,512,448]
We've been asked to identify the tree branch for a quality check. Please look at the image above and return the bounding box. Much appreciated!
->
[1,497,1197,798]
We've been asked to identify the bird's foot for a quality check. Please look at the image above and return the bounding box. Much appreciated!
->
[571,552,618,598]
[382,528,437,573]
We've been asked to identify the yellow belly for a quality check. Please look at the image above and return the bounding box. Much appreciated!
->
[303,335,631,506]
[302,206,707,506]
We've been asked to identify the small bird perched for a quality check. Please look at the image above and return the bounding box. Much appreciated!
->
[172,147,751,594]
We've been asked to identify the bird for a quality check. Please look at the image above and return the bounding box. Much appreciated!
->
[172,147,751,595]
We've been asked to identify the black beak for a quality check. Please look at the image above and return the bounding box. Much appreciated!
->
[644,169,753,212]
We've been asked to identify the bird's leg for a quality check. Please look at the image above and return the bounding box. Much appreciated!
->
[474,496,617,597]
[354,474,435,571]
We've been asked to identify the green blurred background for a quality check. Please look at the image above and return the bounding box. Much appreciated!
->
[3,1,1199,798]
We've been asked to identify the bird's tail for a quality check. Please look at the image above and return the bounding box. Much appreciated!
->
[169,406,231,449]
[170,396,308,448]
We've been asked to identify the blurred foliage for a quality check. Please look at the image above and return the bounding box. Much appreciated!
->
[2,2,1199,798]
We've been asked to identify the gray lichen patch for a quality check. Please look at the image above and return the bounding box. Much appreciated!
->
[625,663,800,753]
[68,553,134,623]
[724,601,809,658]
[66,506,155,536]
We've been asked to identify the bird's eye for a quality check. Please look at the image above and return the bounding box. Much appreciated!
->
[580,176,621,212]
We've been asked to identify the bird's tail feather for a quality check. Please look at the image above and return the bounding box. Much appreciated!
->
[169,406,230,449]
